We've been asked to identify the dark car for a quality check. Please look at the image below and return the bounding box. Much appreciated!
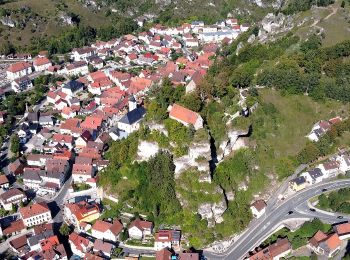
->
[338,216,344,219]
[288,211,293,215]
[322,188,327,192]
[309,208,316,212]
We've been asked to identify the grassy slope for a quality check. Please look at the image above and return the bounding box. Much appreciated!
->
[0,0,111,48]
[255,89,350,171]
[293,0,350,46]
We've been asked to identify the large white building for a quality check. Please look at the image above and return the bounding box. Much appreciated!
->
[72,47,95,61]
[128,219,153,240]
[33,57,52,72]
[91,220,123,242]
[6,62,32,80]
[19,203,52,227]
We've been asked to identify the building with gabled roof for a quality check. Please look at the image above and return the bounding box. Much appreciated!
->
[0,188,27,211]
[117,106,146,136]
[309,231,341,258]
[168,104,203,130]
[72,163,94,183]
[11,75,33,93]
[0,219,25,237]
[91,219,123,242]
[6,61,32,80]
[128,218,153,240]
[69,231,92,257]
[154,230,181,251]
[249,238,291,260]
[64,201,100,228]
[93,239,115,258]
[0,174,9,189]
[19,202,52,227]
[250,200,267,218]
[33,57,52,72]
[334,222,350,240]
[156,248,173,260]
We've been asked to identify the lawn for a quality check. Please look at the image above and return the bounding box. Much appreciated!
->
[72,183,91,192]
[293,2,350,47]
[317,8,350,47]
[253,89,350,175]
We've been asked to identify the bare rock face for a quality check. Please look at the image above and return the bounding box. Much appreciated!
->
[145,122,168,136]
[189,142,211,161]
[198,197,227,227]
[217,129,249,163]
[174,140,211,178]
[236,42,244,56]
[136,141,160,161]
[226,191,235,201]
[247,34,256,43]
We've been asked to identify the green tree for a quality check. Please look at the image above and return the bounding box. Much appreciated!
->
[10,134,20,157]
[0,41,15,56]
[179,93,202,112]
[59,223,71,236]
[120,229,129,241]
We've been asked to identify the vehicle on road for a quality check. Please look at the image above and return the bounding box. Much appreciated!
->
[287,211,293,215]
[309,208,316,212]
[322,188,327,192]
[338,216,344,219]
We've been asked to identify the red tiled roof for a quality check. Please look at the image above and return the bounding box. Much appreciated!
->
[80,116,103,130]
[335,222,350,235]
[19,202,50,220]
[169,104,200,126]
[89,71,107,81]
[178,252,199,260]
[40,235,59,251]
[129,218,153,231]
[0,174,9,185]
[65,201,99,221]
[129,77,153,94]
[92,219,123,235]
[2,219,25,236]
[325,233,341,250]
[72,163,93,176]
[7,62,31,73]
[33,57,51,66]
[251,200,266,211]
[268,238,291,257]
[60,118,81,131]
[52,133,73,144]
[156,248,172,260]
[309,230,328,247]
[69,232,90,252]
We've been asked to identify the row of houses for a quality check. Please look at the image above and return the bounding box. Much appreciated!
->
[290,152,350,192]
[307,117,342,142]
[249,221,350,259]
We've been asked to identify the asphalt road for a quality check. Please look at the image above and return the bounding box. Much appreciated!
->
[205,179,350,260]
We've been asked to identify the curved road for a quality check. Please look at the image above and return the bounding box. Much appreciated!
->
[205,179,350,260]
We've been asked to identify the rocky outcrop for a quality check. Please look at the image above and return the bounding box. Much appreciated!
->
[247,34,256,44]
[146,122,168,136]
[258,12,309,43]
[236,42,244,55]
[136,140,160,161]
[217,129,249,162]
[174,140,211,179]
[198,195,227,227]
